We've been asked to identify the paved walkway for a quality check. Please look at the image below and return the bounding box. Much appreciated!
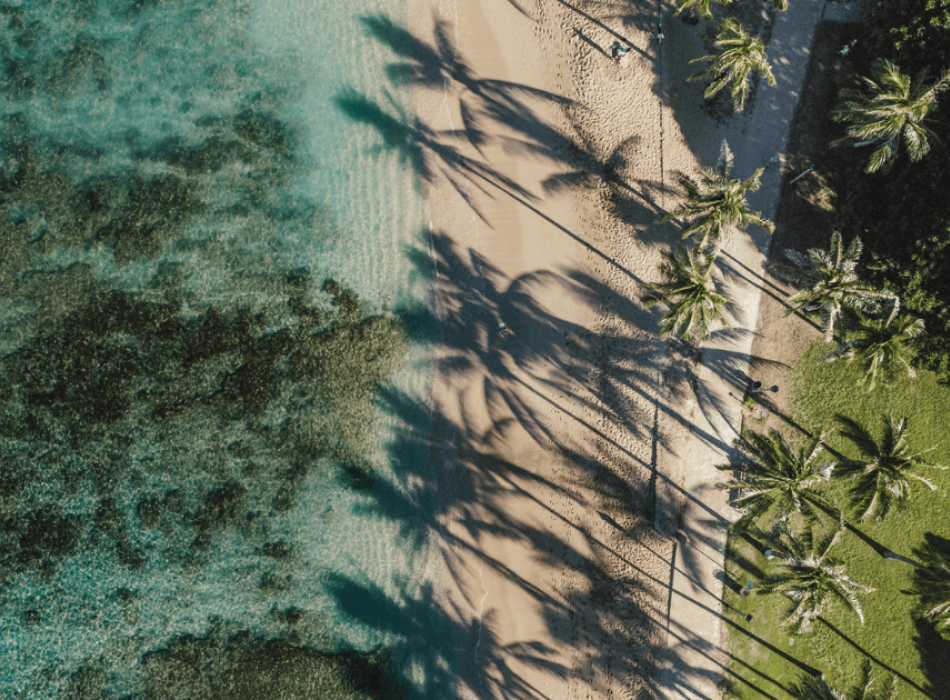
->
[653,1,859,698]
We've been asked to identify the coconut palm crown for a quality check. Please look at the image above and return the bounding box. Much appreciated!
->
[758,523,875,633]
[907,535,950,639]
[660,140,774,249]
[831,59,950,173]
[834,414,946,523]
[688,19,776,112]
[789,661,896,700]
[672,0,731,21]
[640,243,730,341]
[717,427,836,529]
[772,231,897,341]
[826,308,925,389]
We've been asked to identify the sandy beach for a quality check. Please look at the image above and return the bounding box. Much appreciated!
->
[409,0,679,695]
[406,0,836,697]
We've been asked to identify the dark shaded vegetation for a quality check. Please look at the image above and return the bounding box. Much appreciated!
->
[908,533,950,641]
[768,10,950,383]
[724,20,950,700]
[824,2,950,382]
[866,0,950,76]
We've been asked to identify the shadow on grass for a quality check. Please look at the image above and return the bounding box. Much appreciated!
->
[818,616,934,699]
[914,615,950,700]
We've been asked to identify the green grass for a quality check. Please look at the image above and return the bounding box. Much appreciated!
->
[721,340,950,700]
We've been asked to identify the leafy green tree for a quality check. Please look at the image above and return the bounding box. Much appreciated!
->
[672,0,731,21]
[660,140,773,248]
[790,661,896,700]
[826,308,925,388]
[831,58,950,173]
[907,534,950,639]
[717,427,836,529]
[867,0,950,75]
[640,243,730,341]
[758,524,875,633]
[688,19,776,112]
[834,414,946,522]
[773,232,896,341]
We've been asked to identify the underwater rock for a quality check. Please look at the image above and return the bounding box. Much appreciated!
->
[260,541,293,560]
[18,505,78,562]
[194,482,246,532]
[93,175,203,261]
[0,2,418,695]
[137,498,163,528]
[138,136,252,174]
[63,665,113,700]
[44,33,106,95]
[234,109,289,152]
[139,634,412,700]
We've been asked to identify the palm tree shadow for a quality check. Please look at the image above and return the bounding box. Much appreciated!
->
[555,0,653,59]
[337,220,796,696]
[817,616,935,698]
[913,615,950,699]
[327,12,820,698]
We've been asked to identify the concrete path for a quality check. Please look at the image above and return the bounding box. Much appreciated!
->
[653,1,856,698]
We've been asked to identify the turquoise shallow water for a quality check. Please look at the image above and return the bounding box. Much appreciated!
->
[0,0,438,697]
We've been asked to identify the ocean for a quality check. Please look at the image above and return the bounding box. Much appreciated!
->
[0,0,439,697]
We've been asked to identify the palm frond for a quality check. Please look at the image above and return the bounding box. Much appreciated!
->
[833,59,947,172]
[641,244,731,340]
[659,139,774,246]
[721,427,834,530]
[759,522,873,633]
[833,414,944,522]
[688,20,774,112]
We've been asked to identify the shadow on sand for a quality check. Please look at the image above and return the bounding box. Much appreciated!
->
[319,12,841,698]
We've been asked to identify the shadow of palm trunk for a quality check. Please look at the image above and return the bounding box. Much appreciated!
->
[722,616,823,679]
[810,500,928,569]
[818,616,934,698]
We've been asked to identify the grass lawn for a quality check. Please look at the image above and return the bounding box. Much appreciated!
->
[720,340,950,700]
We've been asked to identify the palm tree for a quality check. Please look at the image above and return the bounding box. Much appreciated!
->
[758,523,875,633]
[688,19,776,112]
[832,59,950,173]
[640,243,730,341]
[660,140,774,249]
[717,427,836,529]
[834,414,946,523]
[825,308,925,389]
[790,661,896,700]
[907,535,950,639]
[772,231,896,341]
[672,0,731,21]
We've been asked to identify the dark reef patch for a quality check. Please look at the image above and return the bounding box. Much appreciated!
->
[0,269,408,577]
[137,634,412,700]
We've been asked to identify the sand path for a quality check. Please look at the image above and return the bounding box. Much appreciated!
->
[405,0,849,697]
